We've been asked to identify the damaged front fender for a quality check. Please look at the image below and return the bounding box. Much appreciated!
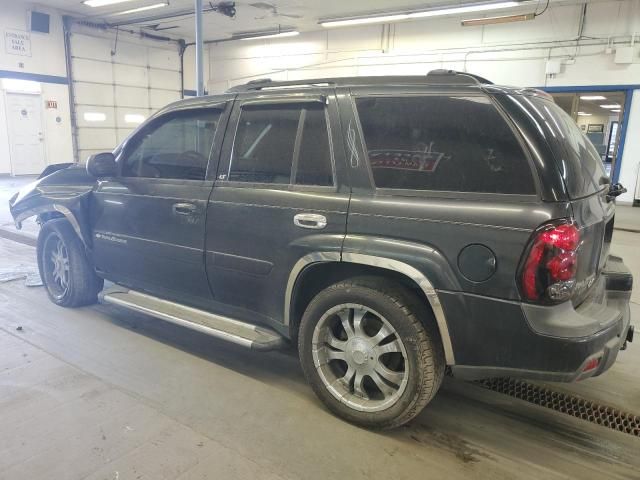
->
[9,164,98,248]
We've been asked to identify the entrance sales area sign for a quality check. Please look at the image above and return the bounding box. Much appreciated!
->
[5,29,31,57]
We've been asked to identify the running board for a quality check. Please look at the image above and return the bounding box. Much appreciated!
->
[99,287,287,351]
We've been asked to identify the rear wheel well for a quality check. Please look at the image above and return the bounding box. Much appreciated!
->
[289,262,438,343]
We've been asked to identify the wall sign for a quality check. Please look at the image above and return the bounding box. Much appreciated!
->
[46,100,58,109]
[5,29,31,57]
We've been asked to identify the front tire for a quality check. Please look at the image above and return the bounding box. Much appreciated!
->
[37,219,103,307]
[298,277,445,429]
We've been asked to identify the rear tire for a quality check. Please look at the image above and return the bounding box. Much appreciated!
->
[37,219,103,307]
[298,277,445,429]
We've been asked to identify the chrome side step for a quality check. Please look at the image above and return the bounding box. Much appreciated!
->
[99,286,287,351]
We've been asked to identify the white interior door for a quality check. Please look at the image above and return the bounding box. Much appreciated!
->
[5,92,46,175]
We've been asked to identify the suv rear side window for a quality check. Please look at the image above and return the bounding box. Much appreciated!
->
[355,96,535,194]
[122,109,220,180]
[228,103,333,186]
[525,96,606,199]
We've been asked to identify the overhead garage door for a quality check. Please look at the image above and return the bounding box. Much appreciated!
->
[70,32,182,162]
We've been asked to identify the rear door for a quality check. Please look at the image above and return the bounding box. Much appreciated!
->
[204,90,350,328]
[91,103,230,308]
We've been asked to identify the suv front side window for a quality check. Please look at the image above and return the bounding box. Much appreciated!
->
[355,95,535,195]
[227,102,333,187]
[122,109,221,181]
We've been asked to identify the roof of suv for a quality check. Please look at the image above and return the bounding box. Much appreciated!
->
[160,70,552,115]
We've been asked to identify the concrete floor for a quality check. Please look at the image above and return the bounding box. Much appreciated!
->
[1,175,640,479]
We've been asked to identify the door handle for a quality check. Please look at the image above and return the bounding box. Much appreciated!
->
[172,203,197,215]
[294,213,327,230]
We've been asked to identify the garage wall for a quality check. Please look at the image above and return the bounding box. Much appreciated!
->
[0,3,73,175]
[205,0,640,203]
[69,28,182,162]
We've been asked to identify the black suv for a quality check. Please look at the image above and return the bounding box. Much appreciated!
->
[10,70,634,429]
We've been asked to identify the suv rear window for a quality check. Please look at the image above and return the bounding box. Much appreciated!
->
[355,95,535,194]
[524,96,607,199]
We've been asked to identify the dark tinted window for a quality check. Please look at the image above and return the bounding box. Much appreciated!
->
[122,110,219,180]
[228,103,333,186]
[296,107,333,186]
[355,96,535,194]
[526,96,606,199]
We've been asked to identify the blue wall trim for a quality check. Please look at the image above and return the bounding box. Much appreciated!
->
[540,84,640,183]
[0,70,68,85]
[614,89,634,184]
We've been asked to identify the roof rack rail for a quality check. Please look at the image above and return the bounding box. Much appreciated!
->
[227,78,335,93]
[425,69,493,85]
[226,71,494,93]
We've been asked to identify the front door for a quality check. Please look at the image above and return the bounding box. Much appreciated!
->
[204,91,350,329]
[5,92,46,175]
[91,103,229,308]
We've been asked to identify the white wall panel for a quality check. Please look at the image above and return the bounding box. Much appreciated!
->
[114,85,150,108]
[112,42,149,67]
[71,34,114,62]
[74,83,115,107]
[76,128,117,151]
[149,69,181,90]
[150,90,181,109]
[72,58,113,84]
[149,48,180,71]
[113,63,148,87]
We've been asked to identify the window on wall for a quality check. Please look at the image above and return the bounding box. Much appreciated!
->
[355,95,536,194]
[227,102,333,186]
[122,109,220,180]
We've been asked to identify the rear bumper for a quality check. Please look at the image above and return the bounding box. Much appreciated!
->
[446,256,633,382]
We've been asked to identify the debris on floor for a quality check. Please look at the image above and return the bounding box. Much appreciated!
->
[0,266,42,287]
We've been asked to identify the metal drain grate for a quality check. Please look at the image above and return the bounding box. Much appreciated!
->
[477,378,640,437]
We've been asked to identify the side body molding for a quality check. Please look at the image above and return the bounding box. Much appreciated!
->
[285,251,456,365]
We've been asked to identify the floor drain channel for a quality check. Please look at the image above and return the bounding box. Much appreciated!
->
[476,378,640,437]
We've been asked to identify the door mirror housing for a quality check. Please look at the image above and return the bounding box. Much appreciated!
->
[86,152,116,177]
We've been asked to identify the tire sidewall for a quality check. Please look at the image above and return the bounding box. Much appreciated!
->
[299,283,436,428]
[37,220,101,307]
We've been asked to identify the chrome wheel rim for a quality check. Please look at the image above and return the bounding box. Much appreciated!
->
[44,234,70,299]
[312,303,409,412]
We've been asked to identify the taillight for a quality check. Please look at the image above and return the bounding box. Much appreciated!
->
[520,221,581,303]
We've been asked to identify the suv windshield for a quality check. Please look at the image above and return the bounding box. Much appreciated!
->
[525,96,607,199]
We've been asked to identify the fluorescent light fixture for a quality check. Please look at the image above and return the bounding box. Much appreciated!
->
[320,1,522,28]
[461,12,534,26]
[610,109,621,113]
[1,78,41,93]
[124,113,146,124]
[577,112,592,116]
[83,0,136,7]
[111,2,168,16]
[600,104,621,109]
[580,95,606,100]
[84,112,107,122]
[235,30,299,41]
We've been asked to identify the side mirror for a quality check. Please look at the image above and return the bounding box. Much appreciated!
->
[86,152,116,177]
